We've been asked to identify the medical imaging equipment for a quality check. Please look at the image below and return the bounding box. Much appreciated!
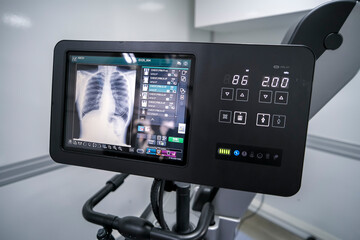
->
[51,42,315,196]
[49,0,359,239]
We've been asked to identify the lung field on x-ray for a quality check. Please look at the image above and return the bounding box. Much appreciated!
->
[111,71,130,122]
[74,64,136,146]
[82,71,105,118]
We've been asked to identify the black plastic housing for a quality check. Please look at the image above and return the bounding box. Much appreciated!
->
[50,40,315,196]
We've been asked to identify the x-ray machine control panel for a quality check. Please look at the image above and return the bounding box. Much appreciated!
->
[50,41,315,196]
[216,66,291,166]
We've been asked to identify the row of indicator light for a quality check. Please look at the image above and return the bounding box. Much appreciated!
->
[218,148,231,155]
[218,148,279,160]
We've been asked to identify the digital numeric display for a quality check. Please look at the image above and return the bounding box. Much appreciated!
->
[261,76,289,88]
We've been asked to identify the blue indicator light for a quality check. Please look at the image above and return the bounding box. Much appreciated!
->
[234,150,240,156]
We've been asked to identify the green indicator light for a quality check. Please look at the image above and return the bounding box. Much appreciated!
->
[218,148,231,155]
[169,137,184,143]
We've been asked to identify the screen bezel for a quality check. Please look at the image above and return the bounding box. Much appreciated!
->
[62,51,195,167]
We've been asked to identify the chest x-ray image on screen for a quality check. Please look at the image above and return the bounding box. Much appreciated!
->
[74,64,136,147]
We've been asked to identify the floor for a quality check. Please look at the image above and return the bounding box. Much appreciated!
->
[237,210,304,240]
[115,209,305,240]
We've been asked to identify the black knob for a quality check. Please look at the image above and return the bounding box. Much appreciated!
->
[97,228,107,239]
[97,228,114,240]
[324,33,343,50]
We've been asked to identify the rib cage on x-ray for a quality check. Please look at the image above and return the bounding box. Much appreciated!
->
[82,72,105,118]
[110,71,129,122]
[75,65,135,146]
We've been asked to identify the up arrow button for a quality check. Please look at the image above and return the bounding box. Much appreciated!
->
[235,89,249,102]
[275,91,289,105]
[256,113,270,127]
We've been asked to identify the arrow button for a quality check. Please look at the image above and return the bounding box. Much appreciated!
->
[259,90,273,104]
[236,89,249,102]
[256,113,270,127]
[272,114,286,128]
[221,87,234,101]
[274,91,288,105]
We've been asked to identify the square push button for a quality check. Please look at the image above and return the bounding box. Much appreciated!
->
[221,88,234,101]
[259,90,272,104]
[219,110,232,123]
[233,111,247,125]
[272,115,286,128]
[236,89,249,102]
[256,113,270,127]
[274,91,288,105]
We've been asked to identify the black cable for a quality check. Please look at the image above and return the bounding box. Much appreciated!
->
[238,194,265,228]
[151,179,161,223]
[150,178,170,230]
[158,179,170,230]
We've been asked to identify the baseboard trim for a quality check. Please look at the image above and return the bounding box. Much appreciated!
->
[306,134,360,161]
[0,155,66,187]
[249,198,339,240]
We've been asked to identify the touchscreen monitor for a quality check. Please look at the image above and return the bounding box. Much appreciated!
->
[63,52,193,165]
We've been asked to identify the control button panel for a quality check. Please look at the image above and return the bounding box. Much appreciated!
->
[216,69,295,168]
[216,143,282,166]
[219,71,291,129]
[210,45,313,185]
[218,110,287,129]
[260,77,289,105]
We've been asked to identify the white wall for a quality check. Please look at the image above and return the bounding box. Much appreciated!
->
[0,1,210,239]
[212,15,360,240]
[195,0,328,28]
[0,0,210,166]
[308,73,360,144]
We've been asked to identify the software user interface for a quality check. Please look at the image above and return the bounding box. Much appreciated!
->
[63,52,192,164]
